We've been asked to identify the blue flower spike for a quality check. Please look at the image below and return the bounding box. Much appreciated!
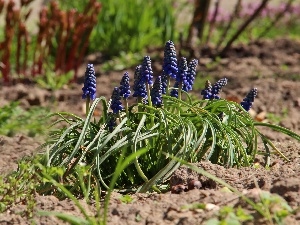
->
[176,57,188,84]
[82,64,96,100]
[241,88,258,111]
[201,80,212,100]
[170,81,179,98]
[151,76,163,107]
[107,112,117,132]
[174,57,188,100]
[184,59,198,92]
[119,72,131,99]
[82,64,96,116]
[211,78,228,99]
[163,40,178,79]
[161,71,168,95]
[141,56,153,85]
[133,65,147,99]
[110,87,123,114]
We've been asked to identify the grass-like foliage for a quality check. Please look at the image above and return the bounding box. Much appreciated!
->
[0,157,40,217]
[0,102,48,137]
[59,0,177,57]
[41,41,300,196]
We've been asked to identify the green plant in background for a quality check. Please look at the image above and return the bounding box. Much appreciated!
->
[101,51,143,72]
[257,191,293,225]
[205,206,253,225]
[92,0,177,57]
[35,67,74,91]
[0,102,48,137]
[266,108,288,125]
[59,0,177,57]
[0,157,41,217]
[119,194,134,204]
[40,40,300,200]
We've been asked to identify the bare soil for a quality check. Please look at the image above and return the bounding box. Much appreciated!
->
[0,38,300,224]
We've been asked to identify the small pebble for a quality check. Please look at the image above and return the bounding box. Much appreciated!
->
[188,180,202,190]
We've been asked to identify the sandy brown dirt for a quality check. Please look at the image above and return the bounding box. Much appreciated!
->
[0,38,300,224]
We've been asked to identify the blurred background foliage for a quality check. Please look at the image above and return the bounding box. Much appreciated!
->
[0,0,299,83]
[59,0,178,57]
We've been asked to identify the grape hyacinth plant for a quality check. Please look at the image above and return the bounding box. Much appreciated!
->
[201,80,213,100]
[110,87,123,114]
[171,57,188,100]
[133,65,147,101]
[163,40,178,79]
[119,72,131,115]
[211,78,228,99]
[119,72,131,100]
[201,77,228,100]
[183,59,199,92]
[241,88,258,111]
[163,40,178,93]
[150,76,163,108]
[82,64,96,115]
[43,40,300,199]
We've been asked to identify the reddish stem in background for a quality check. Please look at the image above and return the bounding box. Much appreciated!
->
[23,29,29,77]
[257,0,295,40]
[205,0,220,45]
[218,0,270,57]
[216,0,242,51]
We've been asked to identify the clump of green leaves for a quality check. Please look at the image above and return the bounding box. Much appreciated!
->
[0,158,41,217]
[119,194,134,204]
[257,191,293,225]
[59,0,177,57]
[0,102,48,137]
[35,68,74,91]
[205,206,253,225]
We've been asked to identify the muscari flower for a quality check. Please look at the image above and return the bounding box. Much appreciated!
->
[82,64,96,100]
[119,72,131,99]
[163,40,178,79]
[110,87,123,114]
[107,112,116,132]
[176,57,188,84]
[151,76,163,107]
[132,65,147,98]
[210,78,228,99]
[241,88,258,111]
[183,59,198,92]
[170,81,179,98]
[200,80,212,100]
[141,56,153,85]
[161,71,168,94]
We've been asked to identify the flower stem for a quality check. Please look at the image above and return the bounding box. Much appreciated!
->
[85,97,90,117]
[124,99,129,126]
[146,83,154,126]
[178,82,183,116]
[178,82,182,101]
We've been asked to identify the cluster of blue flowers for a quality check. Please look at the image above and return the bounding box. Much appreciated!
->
[82,64,96,100]
[119,72,131,99]
[82,41,258,131]
[151,76,163,107]
[201,78,228,100]
[240,88,258,111]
